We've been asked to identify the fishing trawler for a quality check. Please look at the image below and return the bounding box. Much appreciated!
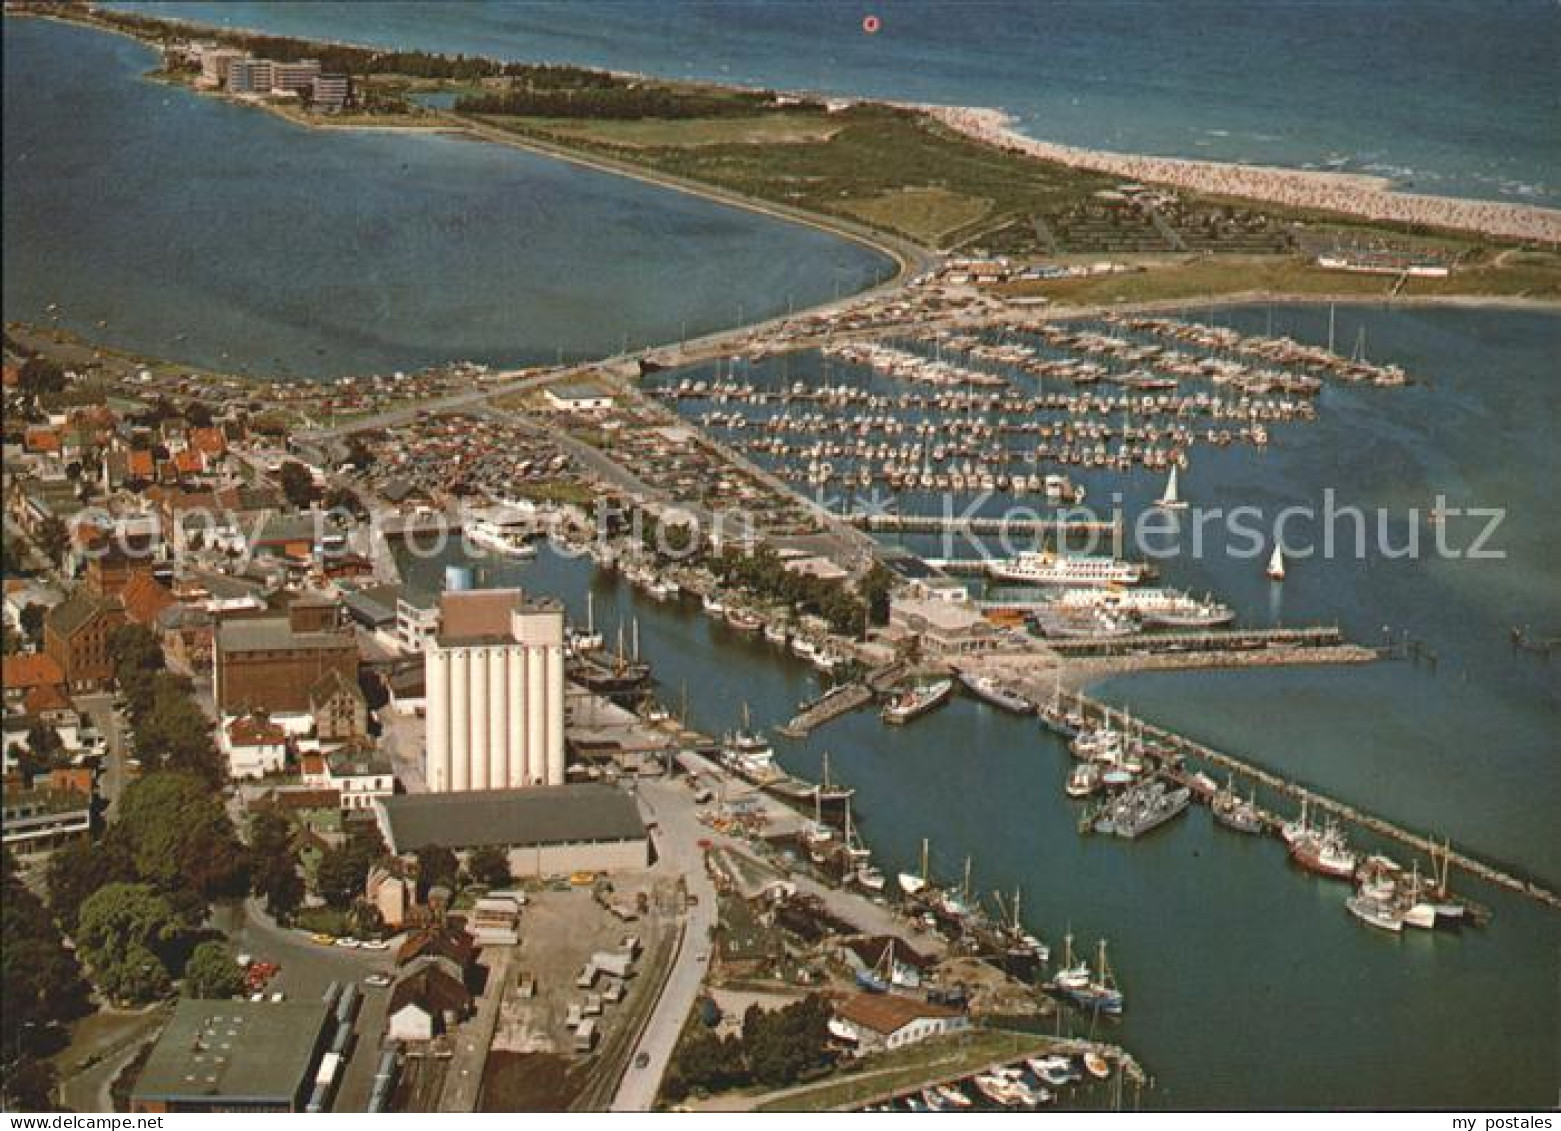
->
[958,671,1033,714]
[1055,939,1124,1015]
[881,678,955,725]
[1289,820,1358,880]
[989,551,1144,587]
[1211,776,1265,834]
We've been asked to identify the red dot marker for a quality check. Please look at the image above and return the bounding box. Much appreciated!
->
[862,14,881,34]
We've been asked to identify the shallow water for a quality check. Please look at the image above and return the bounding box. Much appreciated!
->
[2,16,892,378]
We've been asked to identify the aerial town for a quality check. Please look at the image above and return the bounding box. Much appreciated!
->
[3,0,1556,1119]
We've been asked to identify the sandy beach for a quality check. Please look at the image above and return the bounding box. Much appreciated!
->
[928,106,1561,246]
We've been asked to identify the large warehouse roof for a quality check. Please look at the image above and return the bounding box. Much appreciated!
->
[375,784,645,853]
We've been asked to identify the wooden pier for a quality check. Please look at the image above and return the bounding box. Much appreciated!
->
[778,682,873,738]
[1038,687,1561,913]
[1045,625,1350,656]
[848,512,1120,542]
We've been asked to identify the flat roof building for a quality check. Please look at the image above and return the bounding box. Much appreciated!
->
[373,783,648,878]
[130,998,333,1113]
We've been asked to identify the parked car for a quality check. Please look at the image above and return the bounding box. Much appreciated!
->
[359,939,391,952]
[309,933,336,946]
[334,938,362,949]
[363,973,392,988]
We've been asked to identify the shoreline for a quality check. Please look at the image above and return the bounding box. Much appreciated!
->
[926,106,1561,246]
[24,7,1561,246]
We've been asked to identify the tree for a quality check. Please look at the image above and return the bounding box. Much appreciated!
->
[117,773,248,905]
[416,846,459,895]
[33,516,68,567]
[16,357,65,397]
[249,810,304,920]
[24,722,64,773]
[182,941,243,1000]
[3,850,90,1084]
[322,485,364,517]
[743,994,832,1088]
[183,402,214,429]
[466,845,511,888]
[276,461,317,509]
[45,830,137,934]
[315,821,386,908]
[3,1054,59,1111]
[18,603,45,646]
[75,883,179,1004]
[858,562,896,627]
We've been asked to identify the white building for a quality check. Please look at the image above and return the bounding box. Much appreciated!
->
[396,589,440,654]
[424,589,566,792]
[544,382,615,413]
[830,993,969,1055]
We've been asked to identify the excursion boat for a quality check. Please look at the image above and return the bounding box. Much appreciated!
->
[466,512,539,558]
[1066,762,1102,798]
[723,607,764,633]
[881,678,954,725]
[989,550,1144,588]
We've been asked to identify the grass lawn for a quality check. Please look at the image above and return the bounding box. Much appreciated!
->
[838,187,995,247]
[749,1027,1045,1113]
[1000,252,1561,306]
[516,112,845,149]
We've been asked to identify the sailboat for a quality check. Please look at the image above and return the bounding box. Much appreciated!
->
[898,837,930,897]
[1266,543,1286,581]
[1156,464,1187,511]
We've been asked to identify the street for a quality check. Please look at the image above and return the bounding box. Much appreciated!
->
[610,778,717,1111]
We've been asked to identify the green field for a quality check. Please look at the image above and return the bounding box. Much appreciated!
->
[999,250,1561,306]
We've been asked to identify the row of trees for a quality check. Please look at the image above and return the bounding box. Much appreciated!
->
[2,849,91,1110]
[110,625,224,786]
[44,772,250,1003]
[663,995,834,1100]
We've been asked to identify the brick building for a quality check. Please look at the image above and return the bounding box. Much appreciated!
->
[43,589,126,693]
[213,595,357,716]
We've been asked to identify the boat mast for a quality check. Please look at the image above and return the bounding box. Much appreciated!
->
[920,837,930,884]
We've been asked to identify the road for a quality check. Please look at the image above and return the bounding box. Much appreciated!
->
[72,692,128,817]
[215,898,397,1112]
[610,778,717,1111]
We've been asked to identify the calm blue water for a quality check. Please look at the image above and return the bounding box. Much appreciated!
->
[115,0,1561,206]
[398,305,1559,1108]
[2,16,891,378]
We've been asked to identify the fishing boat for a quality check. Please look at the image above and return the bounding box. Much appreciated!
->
[1066,762,1102,798]
[1065,939,1124,1015]
[1049,933,1092,995]
[898,837,931,897]
[1346,893,1405,933]
[854,863,886,892]
[1211,775,1265,834]
[1084,1052,1111,1080]
[1289,821,1358,880]
[1155,464,1188,510]
[701,592,725,616]
[1266,543,1286,581]
[934,1085,972,1109]
[724,606,764,633]
[958,671,1033,714]
[881,677,955,725]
